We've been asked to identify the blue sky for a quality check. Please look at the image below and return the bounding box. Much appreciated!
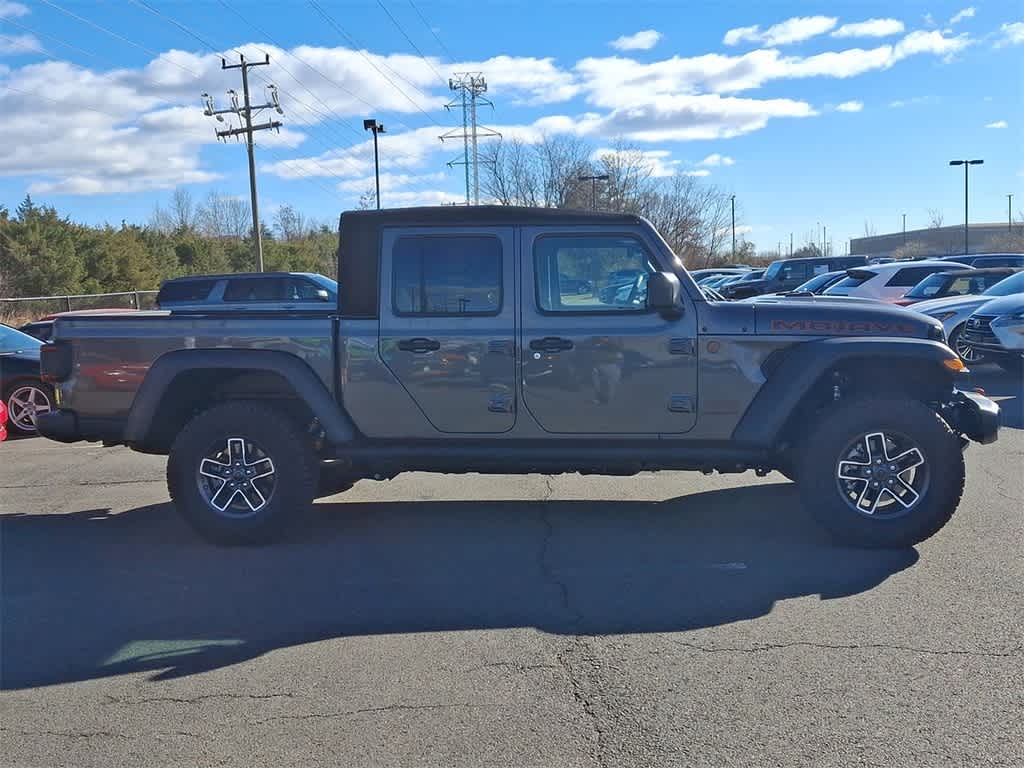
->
[1,0,1021,252]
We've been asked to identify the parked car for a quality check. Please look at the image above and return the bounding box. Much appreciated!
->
[156,272,338,310]
[719,269,768,298]
[690,267,751,282]
[741,270,848,302]
[0,400,8,441]
[824,261,968,303]
[892,268,1019,307]
[945,253,1024,268]
[558,273,592,295]
[0,324,51,435]
[958,295,1024,373]
[38,206,998,550]
[725,255,867,299]
[912,270,1024,363]
[20,308,138,342]
[598,268,646,303]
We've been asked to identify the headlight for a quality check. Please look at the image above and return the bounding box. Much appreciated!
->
[934,311,958,322]
[927,324,946,343]
[993,312,1024,326]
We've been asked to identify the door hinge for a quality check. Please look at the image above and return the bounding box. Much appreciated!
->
[669,337,696,356]
[488,393,514,413]
[668,394,695,413]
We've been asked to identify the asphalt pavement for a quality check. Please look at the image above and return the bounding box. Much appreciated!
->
[1,368,1022,767]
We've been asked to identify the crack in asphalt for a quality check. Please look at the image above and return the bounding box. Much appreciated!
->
[103,692,295,705]
[1,727,199,741]
[462,661,562,675]
[249,702,489,726]
[669,639,1021,658]
[0,478,162,489]
[535,476,608,768]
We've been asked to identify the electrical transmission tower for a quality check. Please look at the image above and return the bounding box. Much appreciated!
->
[202,54,284,272]
[440,73,500,205]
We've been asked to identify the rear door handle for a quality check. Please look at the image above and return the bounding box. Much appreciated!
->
[397,337,441,353]
[529,337,574,353]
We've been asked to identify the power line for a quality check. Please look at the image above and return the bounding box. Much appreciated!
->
[405,0,456,61]
[373,0,446,83]
[1,83,128,121]
[1,17,113,66]
[307,0,440,126]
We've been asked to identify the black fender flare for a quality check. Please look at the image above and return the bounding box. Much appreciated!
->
[122,349,356,447]
[731,337,960,446]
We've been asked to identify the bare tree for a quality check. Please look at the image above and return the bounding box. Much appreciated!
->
[274,204,307,241]
[927,208,945,228]
[863,220,877,237]
[356,188,377,210]
[149,188,198,234]
[198,192,251,239]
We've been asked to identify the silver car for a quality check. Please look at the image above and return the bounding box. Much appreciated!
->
[911,270,1024,363]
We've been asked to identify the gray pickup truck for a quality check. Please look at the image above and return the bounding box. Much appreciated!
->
[38,207,999,548]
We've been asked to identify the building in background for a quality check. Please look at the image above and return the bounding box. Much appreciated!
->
[851,223,1023,260]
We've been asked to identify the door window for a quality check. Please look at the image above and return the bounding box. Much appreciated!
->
[886,267,948,287]
[224,276,287,302]
[534,235,654,312]
[392,236,501,316]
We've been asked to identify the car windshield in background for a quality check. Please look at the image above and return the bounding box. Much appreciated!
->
[984,271,1024,296]
[793,272,840,293]
[763,261,784,280]
[904,273,958,298]
[0,324,44,353]
[828,269,876,291]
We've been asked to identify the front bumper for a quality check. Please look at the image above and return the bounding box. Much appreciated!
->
[942,390,1000,445]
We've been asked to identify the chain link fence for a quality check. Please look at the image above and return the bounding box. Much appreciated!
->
[0,290,158,327]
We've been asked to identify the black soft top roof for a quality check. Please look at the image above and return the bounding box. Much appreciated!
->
[337,206,648,318]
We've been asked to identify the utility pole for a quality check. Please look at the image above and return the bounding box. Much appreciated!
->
[902,213,907,244]
[948,159,983,254]
[1009,194,1014,233]
[203,54,282,272]
[578,174,609,209]
[789,232,793,256]
[823,225,827,256]
[441,73,500,205]
[363,119,386,210]
[730,195,736,258]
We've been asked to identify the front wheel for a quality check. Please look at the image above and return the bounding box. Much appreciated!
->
[167,401,317,545]
[949,324,984,365]
[797,397,965,548]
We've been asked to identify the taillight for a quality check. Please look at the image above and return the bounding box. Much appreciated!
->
[40,341,73,383]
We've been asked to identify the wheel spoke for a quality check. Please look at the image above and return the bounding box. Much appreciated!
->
[238,482,267,511]
[890,447,925,474]
[199,458,229,480]
[838,460,870,481]
[246,457,274,479]
[856,480,885,514]
[890,476,921,508]
[228,438,246,465]
[863,433,885,464]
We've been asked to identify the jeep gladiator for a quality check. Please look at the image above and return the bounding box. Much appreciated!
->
[37,207,1000,547]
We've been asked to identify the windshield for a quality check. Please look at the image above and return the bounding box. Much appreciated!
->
[905,273,952,298]
[0,324,44,353]
[793,272,840,293]
[984,271,1024,296]
[764,261,784,280]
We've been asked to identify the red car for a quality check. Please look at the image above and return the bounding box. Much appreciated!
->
[1,400,8,441]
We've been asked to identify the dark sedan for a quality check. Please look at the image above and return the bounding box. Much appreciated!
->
[0,324,51,435]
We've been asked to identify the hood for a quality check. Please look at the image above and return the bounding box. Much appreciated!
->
[972,294,1024,316]
[911,294,990,315]
[752,296,941,339]
[0,346,41,362]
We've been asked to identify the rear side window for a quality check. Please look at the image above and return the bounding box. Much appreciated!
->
[224,277,287,302]
[831,270,876,290]
[886,266,948,287]
[392,236,501,315]
[973,256,1024,268]
[534,235,654,313]
[157,279,215,304]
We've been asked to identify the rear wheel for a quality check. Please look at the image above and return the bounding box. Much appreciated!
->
[167,401,316,545]
[3,380,52,435]
[797,397,964,548]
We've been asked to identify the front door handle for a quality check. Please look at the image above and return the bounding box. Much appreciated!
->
[529,336,574,353]
[397,337,441,353]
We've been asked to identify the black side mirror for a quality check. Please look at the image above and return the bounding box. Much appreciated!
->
[648,271,682,315]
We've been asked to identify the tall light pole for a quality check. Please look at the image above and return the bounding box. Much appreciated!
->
[949,159,983,254]
[823,225,827,256]
[902,213,907,244]
[1009,194,1015,233]
[578,173,609,209]
[730,195,736,258]
[789,232,793,256]
[364,119,386,209]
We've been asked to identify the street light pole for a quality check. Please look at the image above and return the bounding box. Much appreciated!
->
[949,159,983,254]
[902,213,906,244]
[577,174,609,209]
[1009,194,1015,233]
[364,119,386,210]
[730,195,736,258]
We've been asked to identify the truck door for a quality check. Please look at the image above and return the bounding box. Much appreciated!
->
[378,227,516,433]
[519,228,698,434]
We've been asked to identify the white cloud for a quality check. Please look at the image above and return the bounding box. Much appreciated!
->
[948,7,975,25]
[451,55,579,104]
[698,153,735,166]
[609,30,662,52]
[985,120,1008,128]
[337,171,447,194]
[996,21,1024,46]
[889,95,933,108]
[723,16,838,46]
[835,100,863,112]
[682,169,711,177]
[923,13,936,27]
[0,1,29,19]
[0,32,39,55]
[592,147,681,177]
[831,19,905,38]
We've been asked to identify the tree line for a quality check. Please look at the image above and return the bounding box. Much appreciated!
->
[0,192,338,301]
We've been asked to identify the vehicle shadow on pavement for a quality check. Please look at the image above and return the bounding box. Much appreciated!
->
[965,367,1023,429]
[1,484,919,690]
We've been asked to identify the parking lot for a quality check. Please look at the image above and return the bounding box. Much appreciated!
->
[1,368,1021,767]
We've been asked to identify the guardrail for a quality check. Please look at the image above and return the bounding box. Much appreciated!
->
[0,290,158,325]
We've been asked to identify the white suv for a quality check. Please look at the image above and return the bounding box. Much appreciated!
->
[824,261,968,303]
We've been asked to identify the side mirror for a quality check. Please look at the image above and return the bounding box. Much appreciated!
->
[648,271,682,316]
[316,289,331,302]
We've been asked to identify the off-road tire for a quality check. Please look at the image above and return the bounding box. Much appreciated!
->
[167,401,317,545]
[797,397,965,548]
[317,467,355,498]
